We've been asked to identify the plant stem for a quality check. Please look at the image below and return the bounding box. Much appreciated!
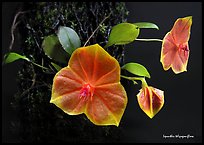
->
[135,38,163,42]
[121,75,143,81]
[121,75,148,87]
[83,13,111,47]
[9,11,29,51]
[31,62,50,70]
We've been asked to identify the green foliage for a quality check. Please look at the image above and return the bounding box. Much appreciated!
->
[57,26,81,55]
[42,34,69,64]
[9,2,128,142]
[105,23,139,48]
[134,22,159,30]
[3,52,30,64]
[122,62,150,78]
[51,62,62,71]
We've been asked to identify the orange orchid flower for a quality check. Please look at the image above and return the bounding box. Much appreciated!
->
[160,16,192,74]
[50,44,127,126]
[137,85,164,119]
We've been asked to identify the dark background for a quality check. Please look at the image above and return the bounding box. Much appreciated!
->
[2,2,202,143]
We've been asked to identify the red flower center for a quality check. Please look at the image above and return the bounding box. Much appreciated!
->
[179,43,188,51]
[178,43,189,56]
[79,84,94,100]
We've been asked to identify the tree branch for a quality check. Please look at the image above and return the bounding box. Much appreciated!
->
[83,13,111,47]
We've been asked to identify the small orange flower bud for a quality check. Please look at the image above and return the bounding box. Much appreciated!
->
[137,86,164,118]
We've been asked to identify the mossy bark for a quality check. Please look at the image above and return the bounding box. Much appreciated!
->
[12,2,128,142]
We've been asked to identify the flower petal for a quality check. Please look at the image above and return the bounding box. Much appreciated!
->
[51,44,127,126]
[160,32,177,70]
[137,87,151,117]
[171,44,189,74]
[85,83,127,126]
[50,89,86,115]
[171,16,192,44]
[151,87,164,117]
[137,86,164,118]
[69,44,120,86]
[51,67,86,115]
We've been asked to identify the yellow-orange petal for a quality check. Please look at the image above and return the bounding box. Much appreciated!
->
[137,86,164,119]
[171,43,189,74]
[171,16,192,44]
[160,32,177,71]
[85,83,127,126]
[68,44,120,86]
[50,89,86,115]
[50,67,86,115]
[51,67,83,101]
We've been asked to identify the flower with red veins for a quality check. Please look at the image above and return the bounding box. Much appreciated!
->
[137,85,164,119]
[160,16,192,74]
[50,44,127,126]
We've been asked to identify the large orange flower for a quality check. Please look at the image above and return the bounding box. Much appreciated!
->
[50,44,127,126]
[160,16,192,74]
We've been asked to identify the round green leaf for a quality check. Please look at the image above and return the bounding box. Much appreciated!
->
[134,22,159,30]
[57,26,81,55]
[105,23,140,48]
[42,34,69,64]
[3,52,30,64]
[121,62,150,78]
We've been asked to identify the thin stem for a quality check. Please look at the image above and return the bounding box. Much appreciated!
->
[31,73,36,88]
[21,84,48,98]
[121,75,148,87]
[135,38,163,42]
[83,13,111,47]
[140,78,148,88]
[31,62,50,70]
[121,75,143,81]
[19,78,51,90]
[9,11,29,51]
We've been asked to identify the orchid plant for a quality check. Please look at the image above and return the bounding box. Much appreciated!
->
[4,15,192,127]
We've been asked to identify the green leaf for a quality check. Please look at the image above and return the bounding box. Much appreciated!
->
[51,62,62,72]
[3,52,30,64]
[121,63,150,78]
[134,22,159,30]
[42,34,69,64]
[105,23,140,48]
[57,26,81,55]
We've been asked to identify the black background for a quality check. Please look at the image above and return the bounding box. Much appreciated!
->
[2,2,202,143]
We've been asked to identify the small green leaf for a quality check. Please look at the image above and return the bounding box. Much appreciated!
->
[51,62,62,72]
[57,26,81,55]
[134,22,159,30]
[105,23,140,48]
[3,52,30,64]
[122,63,150,78]
[42,34,69,64]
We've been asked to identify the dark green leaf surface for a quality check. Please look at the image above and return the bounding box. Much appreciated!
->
[57,26,81,55]
[42,34,69,64]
